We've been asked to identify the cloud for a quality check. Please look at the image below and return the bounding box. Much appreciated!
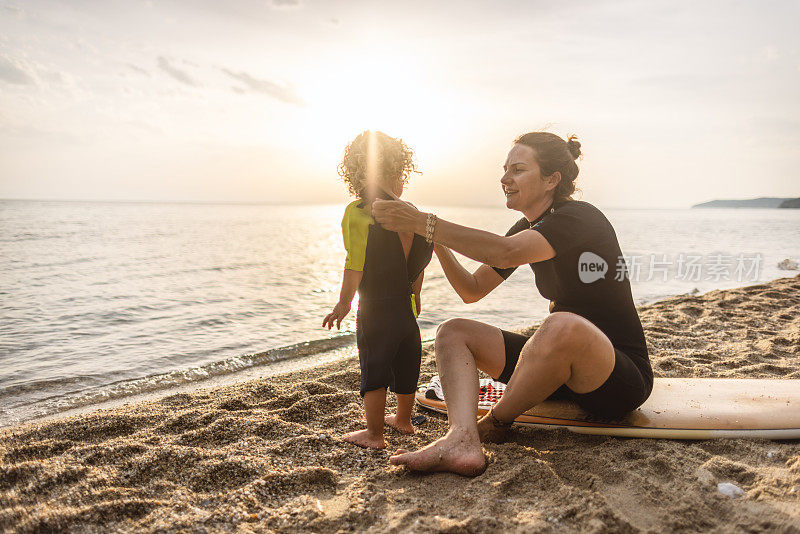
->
[157,56,199,87]
[2,5,24,18]
[126,63,150,77]
[40,71,67,84]
[267,0,302,10]
[0,55,35,85]
[221,68,304,105]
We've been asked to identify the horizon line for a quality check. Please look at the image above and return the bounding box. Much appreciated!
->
[0,196,702,210]
[2,196,797,210]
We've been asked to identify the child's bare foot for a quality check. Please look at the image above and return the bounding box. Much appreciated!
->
[384,414,415,434]
[340,429,386,449]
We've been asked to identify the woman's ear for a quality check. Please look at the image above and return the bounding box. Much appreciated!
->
[545,171,562,191]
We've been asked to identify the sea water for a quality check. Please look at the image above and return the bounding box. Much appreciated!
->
[1,200,798,426]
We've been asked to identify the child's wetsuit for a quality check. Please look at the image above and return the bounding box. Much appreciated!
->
[342,198,433,396]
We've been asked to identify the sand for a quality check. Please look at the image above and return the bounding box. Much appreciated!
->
[1,275,799,533]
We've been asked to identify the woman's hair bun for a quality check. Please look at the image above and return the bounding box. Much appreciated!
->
[566,135,582,160]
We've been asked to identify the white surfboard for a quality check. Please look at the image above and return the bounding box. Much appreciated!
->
[416,376,800,439]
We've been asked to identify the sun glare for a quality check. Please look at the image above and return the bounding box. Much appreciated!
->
[296,46,464,173]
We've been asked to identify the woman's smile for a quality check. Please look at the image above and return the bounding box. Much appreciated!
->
[502,185,519,198]
[502,180,523,209]
[500,174,526,207]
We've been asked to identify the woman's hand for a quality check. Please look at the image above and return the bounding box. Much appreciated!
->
[372,199,426,235]
[322,301,351,330]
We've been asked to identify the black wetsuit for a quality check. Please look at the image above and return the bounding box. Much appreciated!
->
[342,198,433,396]
[493,200,653,419]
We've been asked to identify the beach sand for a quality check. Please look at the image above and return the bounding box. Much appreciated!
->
[1,275,799,533]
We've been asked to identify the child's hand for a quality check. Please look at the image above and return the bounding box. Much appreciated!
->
[322,301,351,330]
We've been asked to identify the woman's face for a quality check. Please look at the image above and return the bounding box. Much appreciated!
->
[501,143,553,212]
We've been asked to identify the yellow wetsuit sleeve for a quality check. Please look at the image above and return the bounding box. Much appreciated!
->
[341,201,372,271]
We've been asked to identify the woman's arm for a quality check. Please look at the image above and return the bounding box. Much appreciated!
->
[372,200,556,269]
[436,218,556,268]
[435,244,505,303]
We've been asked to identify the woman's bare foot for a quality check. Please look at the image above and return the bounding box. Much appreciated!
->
[388,427,486,476]
[384,414,415,434]
[341,429,385,449]
[477,413,510,443]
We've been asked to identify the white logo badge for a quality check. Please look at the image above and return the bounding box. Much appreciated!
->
[578,252,608,283]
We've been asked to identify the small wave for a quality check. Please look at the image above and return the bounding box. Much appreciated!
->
[311,288,336,294]
[0,334,357,427]
[0,255,98,271]
[0,230,82,243]
[0,374,105,398]
[41,303,183,328]
[116,261,273,282]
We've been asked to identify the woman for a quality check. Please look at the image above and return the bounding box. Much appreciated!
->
[371,132,652,476]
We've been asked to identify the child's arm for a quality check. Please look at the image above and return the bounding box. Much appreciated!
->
[412,270,424,315]
[323,269,362,330]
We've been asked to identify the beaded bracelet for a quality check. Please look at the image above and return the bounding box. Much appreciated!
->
[425,213,437,244]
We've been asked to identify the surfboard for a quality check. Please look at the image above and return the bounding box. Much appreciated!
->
[416,376,800,439]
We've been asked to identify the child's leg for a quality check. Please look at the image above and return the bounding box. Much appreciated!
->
[385,393,416,434]
[385,326,422,435]
[341,388,386,449]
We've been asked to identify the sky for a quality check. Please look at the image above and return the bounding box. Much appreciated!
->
[0,0,798,208]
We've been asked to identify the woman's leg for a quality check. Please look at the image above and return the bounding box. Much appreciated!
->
[390,312,615,475]
[480,312,614,437]
[389,318,507,476]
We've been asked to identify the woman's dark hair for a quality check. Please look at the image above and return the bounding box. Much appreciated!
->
[514,132,582,203]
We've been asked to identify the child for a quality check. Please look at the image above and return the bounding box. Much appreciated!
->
[322,130,432,449]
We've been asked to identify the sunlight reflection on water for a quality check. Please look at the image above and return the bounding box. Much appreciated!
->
[1,200,798,425]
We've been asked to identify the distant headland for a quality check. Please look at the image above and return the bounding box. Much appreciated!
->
[692,197,800,209]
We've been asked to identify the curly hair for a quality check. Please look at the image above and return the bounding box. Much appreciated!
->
[338,130,418,199]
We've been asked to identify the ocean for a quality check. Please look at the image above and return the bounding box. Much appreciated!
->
[1,200,798,427]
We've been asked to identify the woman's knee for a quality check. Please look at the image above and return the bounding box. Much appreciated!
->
[436,319,506,377]
[435,317,491,360]
[536,312,591,353]
[540,311,584,335]
[435,318,472,347]
[530,312,613,375]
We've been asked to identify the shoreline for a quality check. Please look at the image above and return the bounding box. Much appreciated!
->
[1,337,440,431]
[0,284,701,430]
[1,275,799,532]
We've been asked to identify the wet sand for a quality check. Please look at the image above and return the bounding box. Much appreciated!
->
[1,275,799,532]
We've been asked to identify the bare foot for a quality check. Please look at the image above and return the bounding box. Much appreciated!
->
[340,429,385,449]
[477,413,510,443]
[388,428,486,476]
[384,414,415,434]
